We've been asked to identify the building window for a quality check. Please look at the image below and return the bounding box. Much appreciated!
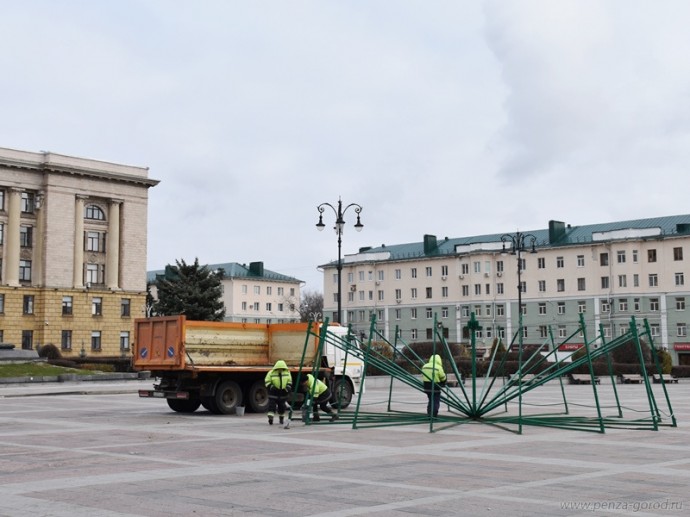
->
[85,231,106,252]
[600,252,609,266]
[0,189,4,210]
[441,286,448,298]
[675,273,685,286]
[601,300,611,313]
[21,192,35,213]
[425,267,432,277]
[601,276,610,289]
[618,275,627,288]
[0,223,3,245]
[576,255,585,267]
[411,329,418,340]
[473,261,481,273]
[461,263,469,275]
[242,301,247,311]
[425,287,432,299]
[461,306,470,317]
[617,251,626,263]
[676,297,686,311]
[85,263,105,285]
[62,296,73,315]
[578,301,586,314]
[649,274,658,287]
[121,298,130,317]
[558,325,567,338]
[537,257,545,269]
[91,331,102,351]
[378,270,384,281]
[20,225,33,248]
[19,260,32,282]
[85,204,106,220]
[441,265,448,276]
[496,283,504,295]
[120,331,130,350]
[632,250,638,263]
[411,308,417,319]
[634,298,640,312]
[557,302,566,315]
[648,249,657,262]
[61,330,72,350]
[475,284,482,295]
[601,325,611,338]
[674,247,683,261]
[650,298,659,311]
[411,288,417,299]
[557,279,565,292]
[426,308,433,319]
[577,278,586,291]
[496,304,505,316]
[395,269,401,279]
[474,305,482,317]
[633,274,639,287]
[496,261,504,273]
[411,268,417,278]
[266,302,273,311]
[538,303,546,315]
[619,299,628,312]
[395,289,402,300]
[556,256,564,268]
[538,280,546,292]
[92,297,103,316]
[539,326,548,338]
[0,294,4,313]
[650,324,660,337]
[254,285,260,295]
[21,330,33,350]
[377,291,384,301]
[677,323,687,338]
[22,295,34,315]
[266,286,272,295]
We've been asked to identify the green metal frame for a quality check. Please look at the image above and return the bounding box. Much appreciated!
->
[294,313,677,434]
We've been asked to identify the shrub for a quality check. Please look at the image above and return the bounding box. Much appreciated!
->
[611,338,652,363]
[37,343,62,360]
[656,349,673,374]
[365,341,395,376]
[671,365,690,378]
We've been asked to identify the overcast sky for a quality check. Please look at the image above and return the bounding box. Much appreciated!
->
[2,1,689,293]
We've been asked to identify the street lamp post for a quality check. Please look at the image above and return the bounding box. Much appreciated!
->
[500,232,537,348]
[316,198,363,324]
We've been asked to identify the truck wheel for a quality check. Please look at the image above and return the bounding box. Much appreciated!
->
[215,381,243,414]
[167,398,201,413]
[330,379,353,409]
[201,396,221,414]
[247,380,269,413]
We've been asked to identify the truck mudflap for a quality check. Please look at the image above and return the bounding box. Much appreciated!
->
[138,389,190,400]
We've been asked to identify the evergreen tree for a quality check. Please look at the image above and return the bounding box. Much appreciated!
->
[154,258,226,321]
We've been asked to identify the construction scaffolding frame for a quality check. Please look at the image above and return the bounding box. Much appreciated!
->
[297,312,677,434]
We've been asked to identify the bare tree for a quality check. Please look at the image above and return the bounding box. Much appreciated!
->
[299,290,324,322]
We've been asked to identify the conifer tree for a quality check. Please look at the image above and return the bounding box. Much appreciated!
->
[154,258,225,321]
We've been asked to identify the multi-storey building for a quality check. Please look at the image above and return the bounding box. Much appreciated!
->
[321,216,690,366]
[147,261,302,323]
[0,147,158,357]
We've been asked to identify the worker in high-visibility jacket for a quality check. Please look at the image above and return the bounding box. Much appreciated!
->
[264,360,292,425]
[300,373,338,422]
[421,354,447,417]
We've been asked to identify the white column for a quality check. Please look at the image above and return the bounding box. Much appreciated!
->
[5,188,21,286]
[73,196,85,288]
[106,200,121,289]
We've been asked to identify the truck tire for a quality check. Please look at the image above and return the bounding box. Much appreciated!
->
[247,380,270,413]
[201,396,221,414]
[167,398,201,413]
[215,381,243,414]
[330,378,353,409]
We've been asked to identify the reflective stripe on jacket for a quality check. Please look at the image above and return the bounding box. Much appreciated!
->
[265,360,292,390]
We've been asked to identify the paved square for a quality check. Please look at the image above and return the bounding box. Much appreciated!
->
[0,378,688,516]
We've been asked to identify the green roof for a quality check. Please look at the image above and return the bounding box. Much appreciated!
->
[147,261,302,284]
[340,214,690,263]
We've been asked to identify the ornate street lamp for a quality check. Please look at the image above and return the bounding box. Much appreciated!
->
[501,232,537,349]
[316,198,363,324]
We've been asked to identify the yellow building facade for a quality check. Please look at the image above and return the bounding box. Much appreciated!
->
[0,147,158,358]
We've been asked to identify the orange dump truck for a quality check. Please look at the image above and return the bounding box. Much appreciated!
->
[133,316,362,414]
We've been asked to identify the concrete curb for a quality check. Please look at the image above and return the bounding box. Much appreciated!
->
[0,371,151,385]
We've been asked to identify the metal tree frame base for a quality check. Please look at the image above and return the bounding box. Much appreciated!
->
[299,313,677,434]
